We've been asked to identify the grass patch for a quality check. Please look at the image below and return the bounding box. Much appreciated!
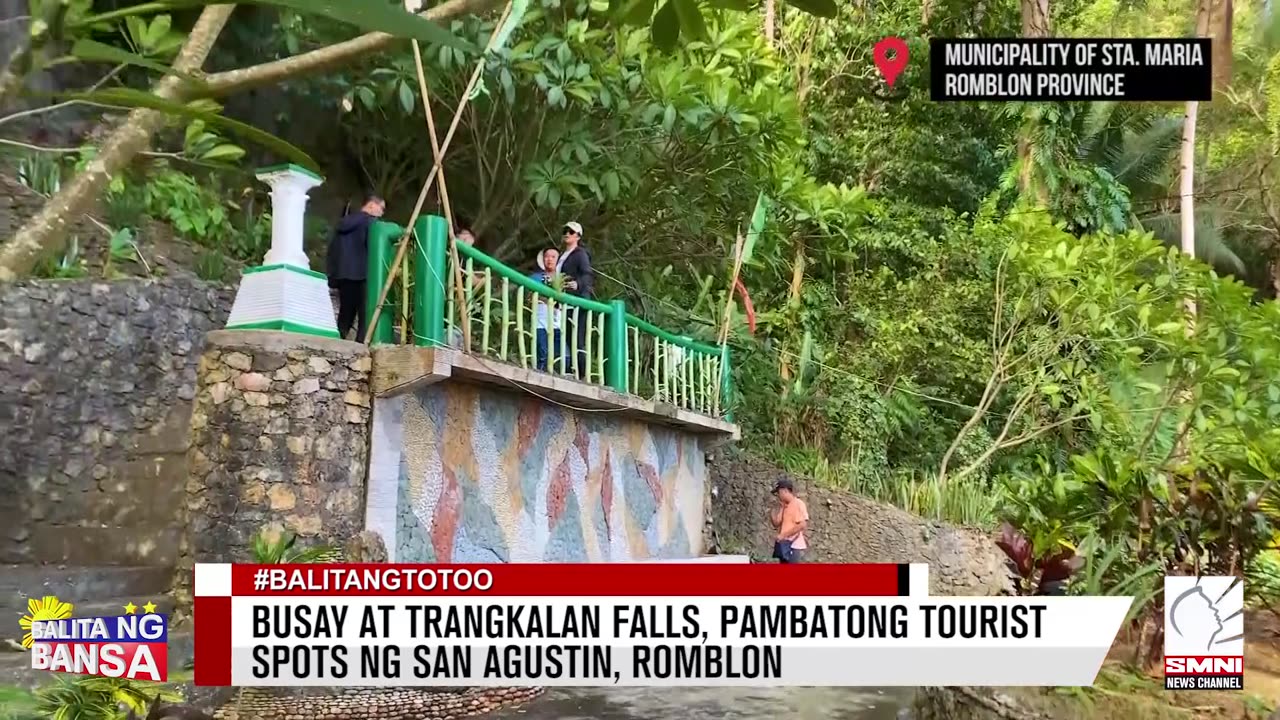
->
[0,685,37,720]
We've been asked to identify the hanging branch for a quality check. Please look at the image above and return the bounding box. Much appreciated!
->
[362,0,515,344]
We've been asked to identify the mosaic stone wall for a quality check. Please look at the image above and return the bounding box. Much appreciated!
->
[366,382,707,562]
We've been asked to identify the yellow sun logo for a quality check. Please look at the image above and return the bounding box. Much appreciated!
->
[18,596,74,649]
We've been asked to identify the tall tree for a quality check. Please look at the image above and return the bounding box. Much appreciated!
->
[1017,0,1050,198]
[1209,0,1233,93]
[763,0,776,46]
[0,0,502,280]
[1180,0,1212,269]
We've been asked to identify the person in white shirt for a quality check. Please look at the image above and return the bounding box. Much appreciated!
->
[530,247,562,372]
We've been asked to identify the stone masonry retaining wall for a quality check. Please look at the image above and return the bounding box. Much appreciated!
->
[0,277,233,565]
[706,451,1014,596]
[174,330,373,606]
[213,687,543,720]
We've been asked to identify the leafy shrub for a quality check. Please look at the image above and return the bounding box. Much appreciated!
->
[250,530,339,564]
[194,250,229,284]
[32,676,181,720]
[32,237,87,279]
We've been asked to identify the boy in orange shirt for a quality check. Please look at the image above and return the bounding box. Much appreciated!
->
[769,478,809,563]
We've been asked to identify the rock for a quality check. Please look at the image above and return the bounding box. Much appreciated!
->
[22,342,45,362]
[267,485,297,511]
[308,357,333,374]
[293,377,321,394]
[253,351,288,372]
[343,390,371,408]
[235,373,272,392]
[223,351,253,371]
[344,531,389,562]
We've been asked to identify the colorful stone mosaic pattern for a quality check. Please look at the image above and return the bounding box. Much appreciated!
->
[365,383,707,562]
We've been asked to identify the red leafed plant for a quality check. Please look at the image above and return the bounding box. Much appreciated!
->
[996,523,1080,596]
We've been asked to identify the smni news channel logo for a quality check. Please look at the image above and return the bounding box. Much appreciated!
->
[19,595,170,682]
[1164,576,1245,691]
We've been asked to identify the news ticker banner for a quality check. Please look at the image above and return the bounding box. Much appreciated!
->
[931,38,1211,102]
[192,563,1133,688]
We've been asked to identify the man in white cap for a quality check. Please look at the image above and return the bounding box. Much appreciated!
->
[556,221,594,378]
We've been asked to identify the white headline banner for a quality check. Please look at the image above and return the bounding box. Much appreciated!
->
[229,596,1132,686]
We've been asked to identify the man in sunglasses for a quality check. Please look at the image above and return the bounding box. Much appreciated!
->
[556,221,594,379]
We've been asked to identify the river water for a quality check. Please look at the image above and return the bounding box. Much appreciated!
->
[487,687,916,720]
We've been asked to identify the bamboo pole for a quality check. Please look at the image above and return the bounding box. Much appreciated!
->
[411,37,470,350]
[362,0,515,344]
[710,231,745,411]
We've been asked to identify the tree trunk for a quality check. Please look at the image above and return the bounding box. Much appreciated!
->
[763,0,775,47]
[1209,0,1232,94]
[1180,0,1210,267]
[0,5,235,281]
[1019,0,1050,36]
[0,0,503,280]
[1016,0,1050,199]
[1179,103,1198,262]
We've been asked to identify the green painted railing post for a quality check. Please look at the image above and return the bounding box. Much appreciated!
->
[605,299,628,393]
[719,344,733,421]
[365,221,400,345]
[412,214,448,347]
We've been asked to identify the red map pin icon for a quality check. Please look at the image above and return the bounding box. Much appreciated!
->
[873,37,909,88]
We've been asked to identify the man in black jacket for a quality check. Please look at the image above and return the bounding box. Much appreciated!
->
[327,194,385,341]
[556,221,594,379]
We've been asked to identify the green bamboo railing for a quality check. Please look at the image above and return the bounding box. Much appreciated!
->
[364,215,732,420]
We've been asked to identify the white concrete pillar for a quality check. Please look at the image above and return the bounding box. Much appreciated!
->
[224,164,341,339]
[257,165,323,268]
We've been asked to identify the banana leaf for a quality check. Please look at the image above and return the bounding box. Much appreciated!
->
[742,191,768,266]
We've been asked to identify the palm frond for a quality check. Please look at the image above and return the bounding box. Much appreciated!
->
[1137,207,1247,276]
[1110,116,1182,191]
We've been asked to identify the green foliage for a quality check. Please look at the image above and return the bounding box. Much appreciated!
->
[251,530,340,564]
[194,249,229,283]
[32,675,182,720]
[0,684,38,720]
[31,237,87,279]
[102,228,142,278]
[15,152,63,197]
[1246,551,1280,608]
[138,167,233,244]
[61,89,317,171]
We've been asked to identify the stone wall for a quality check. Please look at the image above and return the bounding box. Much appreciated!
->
[213,687,543,720]
[366,382,707,562]
[0,277,233,565]
[175,330,372,598]
[706,452,1013,596]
